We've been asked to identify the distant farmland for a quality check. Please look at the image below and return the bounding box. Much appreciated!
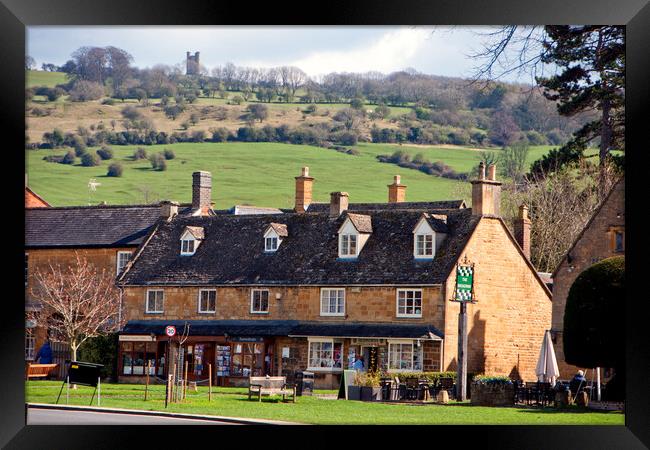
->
[27,70,68,88]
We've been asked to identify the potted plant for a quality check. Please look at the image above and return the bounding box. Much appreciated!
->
[470,375,515,406]
[359,371,382,402]
[348,372,362,401]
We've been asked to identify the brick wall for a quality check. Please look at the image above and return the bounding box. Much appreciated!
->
[551,178,624,378]
[442,217,552,381]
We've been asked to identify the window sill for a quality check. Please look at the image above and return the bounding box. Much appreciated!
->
[250,311,270,315]
[320,313,345,317]
[145,311,164,314]
[306,367,344,373]
[396,315,423,319]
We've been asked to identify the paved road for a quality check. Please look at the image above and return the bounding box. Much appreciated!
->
[27,407,239,425]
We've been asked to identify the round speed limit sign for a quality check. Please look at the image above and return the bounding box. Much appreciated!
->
[165,325,176,337]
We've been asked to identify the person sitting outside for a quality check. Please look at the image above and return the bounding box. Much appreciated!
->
[569,370,586,395]
[35,339,53,364]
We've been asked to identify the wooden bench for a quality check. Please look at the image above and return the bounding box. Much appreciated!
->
[248,376,296,403]
[26,363,59,380]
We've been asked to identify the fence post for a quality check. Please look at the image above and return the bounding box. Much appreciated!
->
[144,361,150,401]
[66,376,70,405]
[208,363,212,402]
[183,360,189,400]
[171,363,177,403]
[97,377,101,407]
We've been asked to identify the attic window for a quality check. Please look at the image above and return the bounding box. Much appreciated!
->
[264,223,287,253]
[181,238,196,255]
[338,214,371,259]
[180,226,204,256]
[413,216,436,260]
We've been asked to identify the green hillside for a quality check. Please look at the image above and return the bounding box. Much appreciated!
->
[26,70,68,88]
[25,142,566,208]
[26,142,475,207]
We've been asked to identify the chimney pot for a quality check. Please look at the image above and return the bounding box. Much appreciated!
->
[294,166,314,213]
[478,161,486,180]
[330,192,349,217]
[514,203,531,259]
[192,171,212,215]
[487,164,497,181]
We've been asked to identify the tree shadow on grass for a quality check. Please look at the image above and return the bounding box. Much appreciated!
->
[515,406,621,415]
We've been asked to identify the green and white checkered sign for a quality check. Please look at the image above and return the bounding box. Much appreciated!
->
[455,265,474,302]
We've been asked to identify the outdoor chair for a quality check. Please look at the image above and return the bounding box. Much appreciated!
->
[405,378,421,400]
[439,377,455,400]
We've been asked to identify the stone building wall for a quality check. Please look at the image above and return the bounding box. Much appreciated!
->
[442,217,552,381]
[551,177,625,379]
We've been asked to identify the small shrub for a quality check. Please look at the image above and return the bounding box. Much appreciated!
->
[305,104,317,114]
[133,147,147,160]
[61,151,76,165]
[69,80,105,102]
[101,98,116,106]
[96,146,114,160]
[210,127,231,142]
[163,149,175,160]
[149,153,167,171]
[43,155,64,163]
[81,153,101,167]
[107,163,123,177]
[30,107,50,117]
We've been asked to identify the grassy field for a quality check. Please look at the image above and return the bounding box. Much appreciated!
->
[26,142,471,207]
[25,381,624,425]
[27,70,68,88]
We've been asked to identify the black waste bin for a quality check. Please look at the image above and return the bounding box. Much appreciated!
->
[294,371,314,396]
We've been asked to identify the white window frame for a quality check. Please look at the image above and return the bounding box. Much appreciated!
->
[116,251,133,275]
[387,339,423,372]
[145,289,164,314]
[307,337,344,372]
[250,289,270,314]
[339,233,358,258]
[265,236,279,252]
[25,328,35,361]
[320,288,345,317]
[198,289,217,314]
[180,238,196,256]
[396,289,423,318]
[414,233,434,259]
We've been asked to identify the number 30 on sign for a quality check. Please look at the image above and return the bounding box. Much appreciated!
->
[165,325,176,337]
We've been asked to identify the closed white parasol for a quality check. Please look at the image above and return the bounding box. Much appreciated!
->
[536,330,560,386]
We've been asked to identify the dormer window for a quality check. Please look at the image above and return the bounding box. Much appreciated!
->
[413,215,437,260]
[340,234,357,257]
[263,223,287,253]
[338,213,372,259]
[180,226,204,256]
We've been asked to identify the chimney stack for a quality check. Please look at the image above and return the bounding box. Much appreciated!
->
[388,175,407,203]
[329,192,349,217]
[192,171,212,215]
[160,200,179,221]
[514,204,531,259]
[471,163,502,216]
[294,166,314,213]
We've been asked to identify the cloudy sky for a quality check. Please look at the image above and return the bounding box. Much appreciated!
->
[27,26,532,82]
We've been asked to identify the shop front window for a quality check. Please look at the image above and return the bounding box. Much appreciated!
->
[121,341,161,376]
[231,342,265,377]
[388,341,423,372]
[308,339,343,370]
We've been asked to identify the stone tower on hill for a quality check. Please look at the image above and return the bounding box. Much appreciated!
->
[186,51,200,75]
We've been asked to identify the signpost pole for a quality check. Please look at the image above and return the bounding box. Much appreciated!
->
[208,363,212,402]
[457,302,468,401]
[98,377,101,406]
[183,360,189,401]
[145,361,150,401]
[66,376,70,405]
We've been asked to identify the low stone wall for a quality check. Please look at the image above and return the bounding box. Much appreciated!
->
[470,383,515,406]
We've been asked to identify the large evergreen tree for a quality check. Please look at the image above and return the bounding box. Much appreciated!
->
[535,26,625,194]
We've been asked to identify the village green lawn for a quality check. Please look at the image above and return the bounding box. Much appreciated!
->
[25,381,623,425]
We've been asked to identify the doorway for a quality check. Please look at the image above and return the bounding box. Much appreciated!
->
[362,347,379,373]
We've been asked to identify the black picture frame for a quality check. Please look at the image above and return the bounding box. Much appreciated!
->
[3,0,648,447]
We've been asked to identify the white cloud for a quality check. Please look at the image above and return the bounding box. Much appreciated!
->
[282,27,433,77]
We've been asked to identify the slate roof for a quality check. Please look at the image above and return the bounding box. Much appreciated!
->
[119,207,480,286]
[346,213,373,233]
[184,226,205,240]
[121,319,444,339]
[25,204,192,248]
[306,200,466,213]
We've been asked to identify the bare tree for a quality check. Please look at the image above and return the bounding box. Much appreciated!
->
[278,66,307,101]
[501,161,606,272]
[29,253,124,363]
